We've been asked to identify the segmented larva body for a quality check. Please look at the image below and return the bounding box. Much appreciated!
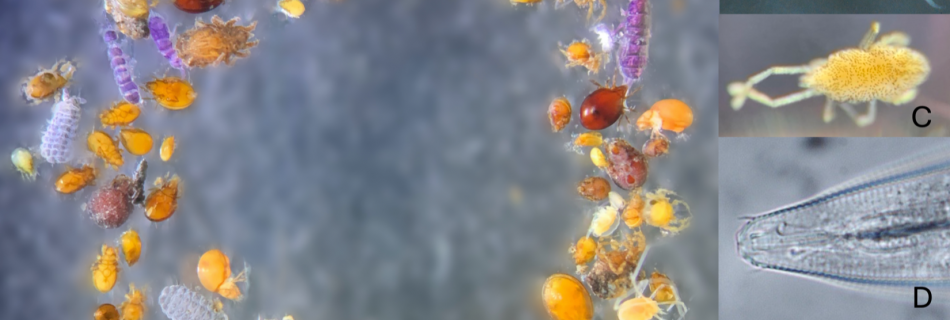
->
[616,0,650,86]
[148,12,185,72]
[159,285,229,320]
[100,13,142,104]
[40,89,84,164]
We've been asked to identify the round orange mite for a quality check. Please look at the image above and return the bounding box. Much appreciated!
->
[541,273,593,320]
[197,249,231,292]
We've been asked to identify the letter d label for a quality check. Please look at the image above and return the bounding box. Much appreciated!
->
[916,287,932,308]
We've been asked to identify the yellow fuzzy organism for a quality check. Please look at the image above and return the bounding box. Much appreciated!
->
[561,40,604,74]
[642,189,691,235]
[10,148,36,181]
[727,21,930,127]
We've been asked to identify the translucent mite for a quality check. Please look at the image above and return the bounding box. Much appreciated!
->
[160,136,176,161]
[105,0,150,40]
[20,59,76,105]
[277,0,305,18]
[145,174,181,222]
[10,148,36,181]
[100,101,141,128]
[120,283,147,320]
[555,0,606,23]
[120,228,142,266]
[95,303,120,320]
[41,89,84,164]
[548,97,572,132]
[176,15,259,69]
[159,285,229,320]
[541,273,594,320]
[88,130,124,169]
[120,128,154,156]
[55,165,97,194]
[99,12,143,104]
[589,205,620,237]
[561,40,604,74]
[727,21,931,127]
[146,76,197,110]
[642,189,690,235]
[641,137,669,158]
[92,244,120,293]
[197,249,249,300]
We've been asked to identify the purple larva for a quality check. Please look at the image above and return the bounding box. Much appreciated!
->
[40,89,84,164]
[616,0,650,87]
[99,11,142,104]
[148,12,186,73]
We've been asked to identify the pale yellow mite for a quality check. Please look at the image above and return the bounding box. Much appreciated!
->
[277,0,305,18]
[727,21,931,127]
[11,148,37,181]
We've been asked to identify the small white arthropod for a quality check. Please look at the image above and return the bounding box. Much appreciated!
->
[591,23,616,53]
[159,285,229,320]
[40,88,84,164]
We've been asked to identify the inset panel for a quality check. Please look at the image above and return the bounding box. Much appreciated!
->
[721,0,947,14]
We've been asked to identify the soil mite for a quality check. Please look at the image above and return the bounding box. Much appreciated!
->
[609,191,627,209]
[174,0,225,13]
[120,283,147,320]
[120,128,154,156]
[86,174,134,229]
[146,77,197,110]
[541,273,593,320]
[92,244,120,293]
[580,78,635,131]
[41,89,84,164]
[604,139,648,190]
[198,249,249,300]
[590,147,608,168]
[510,0,543,5]
[611,247,678,320]
[589,205,620,237]
[561,40,604,74]
[145,174,181,222]
[88,130,124,169]
[11,148,37,181]
[105,0,150,39]
[585,230,647,299]
[641,136,669,158]
[277,0,305,18]
[100,101,141,128]
[95,303,120,320]
[55,165,97,194]
[20,59,76,105]
[160,136,176,161]
[567,132,604,154]
[727,21,930,127]
[548,97,572,132]
[159,285,229,320]
[120,228,142,266]
[648,271,677,305]
[176,15,259,69]
[570,236,598,265]
[643,189,691,235]
[577,176,611,201]
[636,99,693,136]
[555,0,606,23]
[622,190,644,228]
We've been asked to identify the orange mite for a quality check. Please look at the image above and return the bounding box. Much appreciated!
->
[584,230,646,299]
[119,283,147,320]
[145,174,181,222]
[55,165,97,194]
[160,136,176,161]
[577,176,610,201]
[569,236,597,265]
[94,303,120,320]
[561,40,604,74]
[541,273,593,320]
[648,271,676,304]
[548,97,572,132]
[119,128,154,156]
[176,15,259,69]
[100,101,141,128]
[120,228,142,266]
[622,190,644,228]
[91,244,120,293]
[20,59,76,105]
[580,79,635,130]
[88,130,124,169]
[636,99,693,135]
[197,249,249,300]
[146,76,197,110]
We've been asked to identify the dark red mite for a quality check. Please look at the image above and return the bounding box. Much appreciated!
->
[174,0,225,13]
[579,80,630,130]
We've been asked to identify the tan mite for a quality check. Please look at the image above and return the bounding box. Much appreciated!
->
[727,21,931,127]
[20,59,76,105]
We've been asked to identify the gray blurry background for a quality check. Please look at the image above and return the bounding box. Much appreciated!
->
[0,0,717,319]
[720,0,948,14]
[720,15,950,137]
[720,138,950,319]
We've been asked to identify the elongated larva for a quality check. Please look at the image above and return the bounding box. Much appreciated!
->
[40,89,84,164]
[148,12,185,72]
[99,12,142,104]
[616,0,650,87]
[159,285,229,320]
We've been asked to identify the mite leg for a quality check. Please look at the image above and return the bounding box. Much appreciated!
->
[838,100,877,127]
[726,65,814,110]
[822,99,835,123]
[876,32,910,47]
[858,21,881,50]
[594,0,607,24]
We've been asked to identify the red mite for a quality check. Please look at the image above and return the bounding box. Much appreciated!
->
[604,138,648,190]
[579,79,633,130]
